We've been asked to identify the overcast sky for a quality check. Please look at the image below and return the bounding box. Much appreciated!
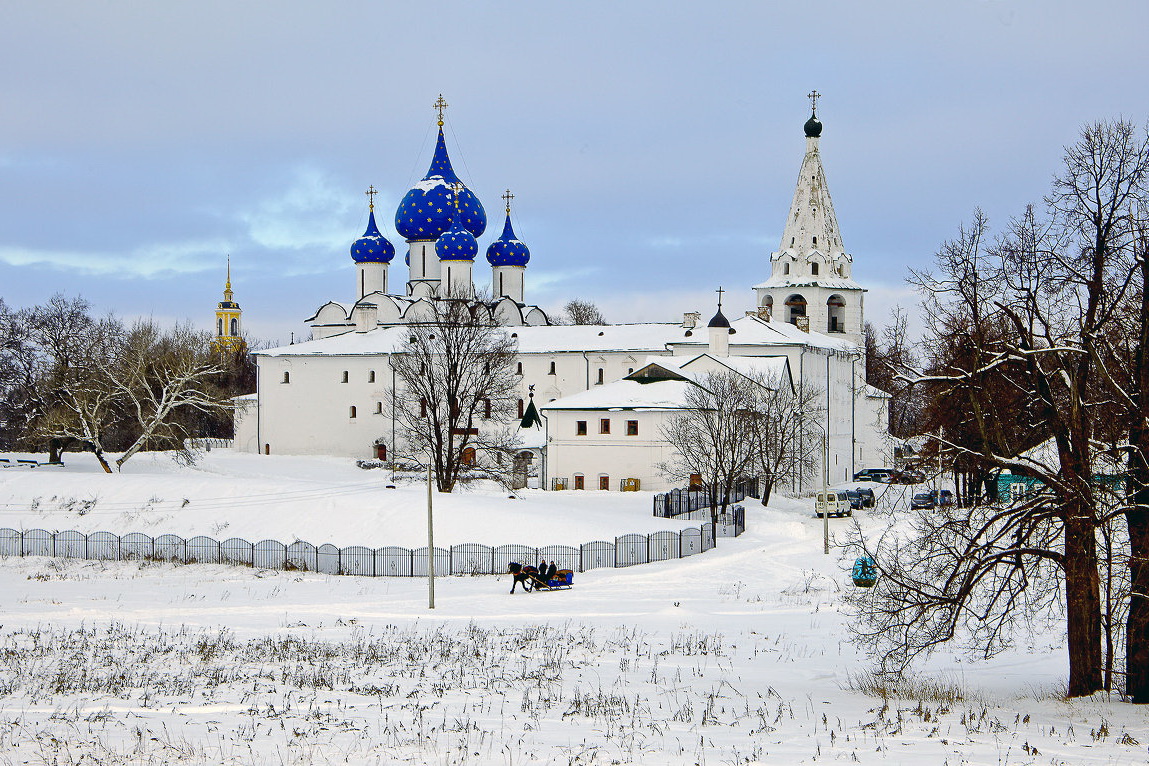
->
[1,1,1145,343]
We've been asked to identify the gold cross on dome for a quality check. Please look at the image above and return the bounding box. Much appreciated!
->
[365,185,378,211]
[434,94,448,126]
[502,188,514,215]
[807,90,820,115]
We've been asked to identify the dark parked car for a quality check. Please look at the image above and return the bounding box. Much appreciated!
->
[910,492,936,510]
[931,489,954,506]
[853,487,876,508]
[892,469,926,484]
[845,490,865,511]
[853,468,894,483]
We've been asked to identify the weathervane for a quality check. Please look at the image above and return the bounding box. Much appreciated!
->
[502,189,514,215]
[365,184,378,211]
[807,89,821,116]
[434,94,448,127]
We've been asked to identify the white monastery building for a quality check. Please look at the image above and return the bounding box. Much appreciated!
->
[234,96,891,491]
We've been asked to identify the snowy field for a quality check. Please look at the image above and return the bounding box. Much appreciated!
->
[0,451,1145,764]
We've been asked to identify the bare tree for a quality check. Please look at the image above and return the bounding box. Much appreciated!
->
[563,299,606,326]
[389,299,521,492]
[864,308,925,439]
[853,120,1149,699]
[660,370,770,524]
[108,321,233,470]
[746,380,823,505]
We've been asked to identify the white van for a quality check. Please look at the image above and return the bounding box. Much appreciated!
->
[815,491,853,518]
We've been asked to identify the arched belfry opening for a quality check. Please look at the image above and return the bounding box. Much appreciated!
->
[785,294,807,324]
[827,294,846,333]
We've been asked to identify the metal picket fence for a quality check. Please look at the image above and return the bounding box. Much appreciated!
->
[0,523,717,577]
[652,481,753,538]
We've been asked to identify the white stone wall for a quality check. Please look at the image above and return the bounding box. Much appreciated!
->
[543,409,679,492]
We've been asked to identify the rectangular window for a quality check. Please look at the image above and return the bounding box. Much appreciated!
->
[375,402,383,414]
[576,420,587,436]
[341,371,349,383]
[626,420,638,436]
[368,370,376,383]
[596,368,604,385]
[599,419,610,434]
[574,474,585,490]
[598,475,610,490]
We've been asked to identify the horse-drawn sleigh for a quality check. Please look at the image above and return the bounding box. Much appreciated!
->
[507,562,574,593]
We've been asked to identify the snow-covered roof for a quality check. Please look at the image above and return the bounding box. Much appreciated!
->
[678,354,790,390]
[671,315,858,353]
[263,315,856,359]
[752,275,864,291]
[540,377,698,412]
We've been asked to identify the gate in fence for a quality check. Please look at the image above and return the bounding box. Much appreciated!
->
[0,523,717,577]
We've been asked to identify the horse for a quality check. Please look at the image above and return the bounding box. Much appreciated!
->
[507,562,537,594]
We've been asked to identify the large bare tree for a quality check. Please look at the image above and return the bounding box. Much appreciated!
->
[851,120,1149,699]
[389,299,521,492]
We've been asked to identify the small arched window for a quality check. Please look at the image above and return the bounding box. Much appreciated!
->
[375,401,383,414]
[368,370,376,383]
[812,236,818,247]
[548,361,556,375]
[230,318,237,336]
[217,318,223,335]
[517,399,524,418]
[596,368,604,385]
[811,262,819,275]
[784,262,790,275]
[516,362,523,375]
[282,371,290,384]
[341,371,349,383]
[420,398,427,417]
[483,398,492,418]
[349,406,357,418]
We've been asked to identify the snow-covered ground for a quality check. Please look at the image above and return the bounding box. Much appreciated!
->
[0,451,1144,764]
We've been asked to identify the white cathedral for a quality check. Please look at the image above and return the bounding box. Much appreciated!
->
[233,96,890,492]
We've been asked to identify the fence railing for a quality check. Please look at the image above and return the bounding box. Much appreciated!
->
[653,479,757,518]
[183,438,233,450]
[0,524,717,577]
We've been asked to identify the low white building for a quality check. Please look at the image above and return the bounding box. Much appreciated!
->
[542,352,793,492]
[233,99,892,489]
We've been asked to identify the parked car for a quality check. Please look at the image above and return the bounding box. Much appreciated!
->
[815,490,853,518]
[930,489,954,506]
[910,491,936,510]
[845,490,865,511]
[853,487,876,508]
[853,468,894,483]
[892,469,926,484]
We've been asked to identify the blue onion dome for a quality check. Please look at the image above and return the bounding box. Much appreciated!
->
[436,214,478,261]
[350,210,395,263]
[486,212,531,267]
[707,307,730,328]
[395,127,487,241]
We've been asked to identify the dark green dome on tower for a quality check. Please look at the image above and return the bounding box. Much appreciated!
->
[804,113,822,138]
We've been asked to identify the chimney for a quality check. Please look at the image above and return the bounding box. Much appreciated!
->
[795,315,810,333]
[355,303,378,333]
[757,305,772,321]
[683,312,700,329]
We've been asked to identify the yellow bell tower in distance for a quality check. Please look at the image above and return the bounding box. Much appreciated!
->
[213,257,245,353]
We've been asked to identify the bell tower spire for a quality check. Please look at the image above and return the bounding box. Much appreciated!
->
[752,95,865,346]
[213,256,244,353]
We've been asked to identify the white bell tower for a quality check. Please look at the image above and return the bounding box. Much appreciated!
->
[753,92,865,346]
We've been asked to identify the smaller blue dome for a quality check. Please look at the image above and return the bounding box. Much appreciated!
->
[486,213,531,267]
[350,210,395,263]
[436,215,478,261]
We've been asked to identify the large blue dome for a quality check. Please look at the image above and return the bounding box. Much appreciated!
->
[436,215,478,261]
[395,127,486,241]
[485,213,530,267]
[350,210,395,263]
